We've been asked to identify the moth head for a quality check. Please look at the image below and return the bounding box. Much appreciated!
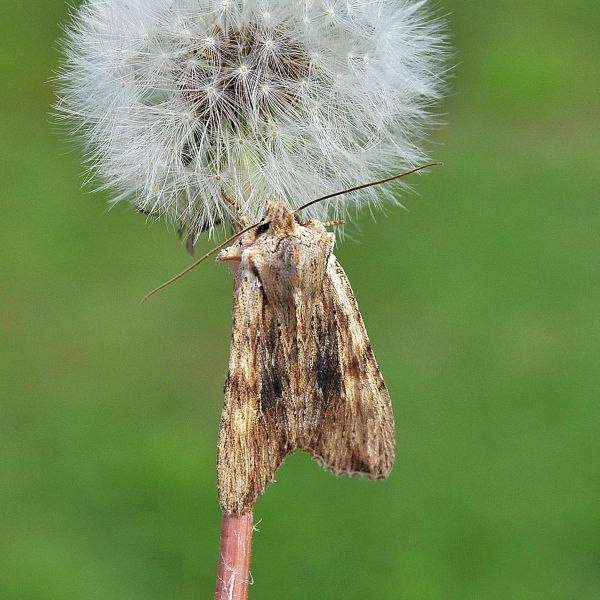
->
[254,202,296,238]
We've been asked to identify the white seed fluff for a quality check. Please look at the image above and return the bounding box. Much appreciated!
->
[57,0,447,238]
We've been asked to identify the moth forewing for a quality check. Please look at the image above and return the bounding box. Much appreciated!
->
[217,201,395,516]
[318,257,396,478]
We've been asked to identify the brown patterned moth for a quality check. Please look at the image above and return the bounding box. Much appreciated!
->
[216,200,394,514]
[142,164,439,516]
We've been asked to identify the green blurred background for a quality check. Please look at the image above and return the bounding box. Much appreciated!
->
[2,1,599,598]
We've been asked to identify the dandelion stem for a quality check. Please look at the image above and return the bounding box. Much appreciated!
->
[215,510,254,600]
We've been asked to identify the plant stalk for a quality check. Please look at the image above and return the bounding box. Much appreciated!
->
[215,510,254,600]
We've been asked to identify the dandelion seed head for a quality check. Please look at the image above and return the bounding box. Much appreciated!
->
[56,0,448,238]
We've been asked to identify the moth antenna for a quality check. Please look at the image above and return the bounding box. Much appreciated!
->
[294,162,443,214]
[140,219,268,304]
[142,163,442,304]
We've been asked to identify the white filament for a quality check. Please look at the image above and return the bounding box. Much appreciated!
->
[57,0,447,238]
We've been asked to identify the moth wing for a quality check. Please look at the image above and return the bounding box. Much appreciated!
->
[217,269,289,515]
[302,258,396,480]
[217,255,395,516]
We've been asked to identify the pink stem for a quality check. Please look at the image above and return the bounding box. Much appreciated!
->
[215,511,254,600]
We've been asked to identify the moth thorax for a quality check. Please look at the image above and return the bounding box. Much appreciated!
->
[255,228,332,309]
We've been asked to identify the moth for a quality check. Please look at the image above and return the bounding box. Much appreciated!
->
[216,202,395,515]
[142,165,439,516]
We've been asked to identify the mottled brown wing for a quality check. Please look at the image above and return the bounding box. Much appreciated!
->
[301,258,396,480]
[217,257,395,515]
[217,267,287,516]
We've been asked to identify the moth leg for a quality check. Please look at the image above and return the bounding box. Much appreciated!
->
[300,219,327,234]
[222,191,249,231]
[296,219,344,231]
[322,219,346,228]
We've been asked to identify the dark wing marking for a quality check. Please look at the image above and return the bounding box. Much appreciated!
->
[217,257,395,515]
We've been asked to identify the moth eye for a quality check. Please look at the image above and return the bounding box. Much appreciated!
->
[294,214,302,224]
[256,222,270,234]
